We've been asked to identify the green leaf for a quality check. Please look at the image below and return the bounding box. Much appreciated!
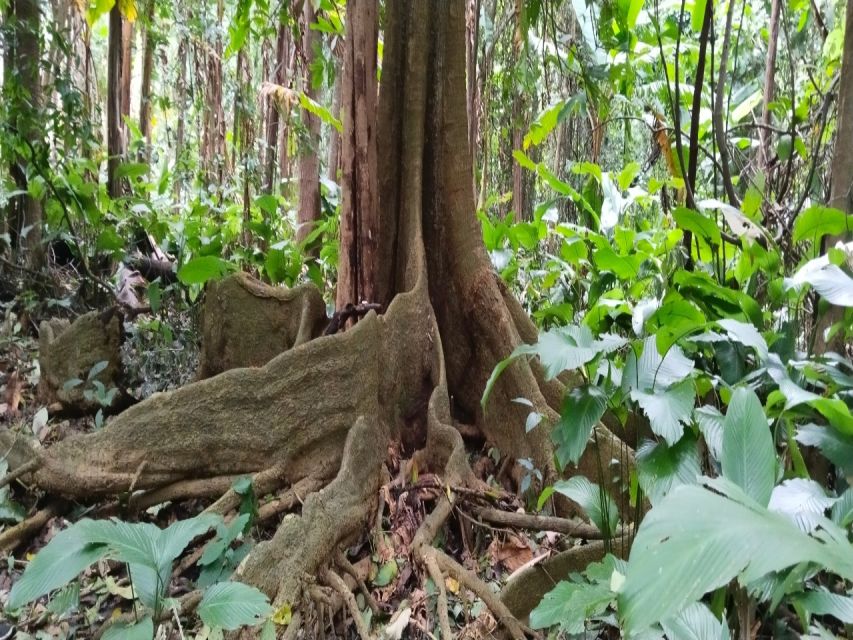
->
[691,0,708,31]
[636,434,701,505]
[716,319,768,362]
[553,476,619,535]
[298,92,342,132]
[694,405,724,460]
[530,580,613,632]
[102,616,153,640]
[794,590,853,624]
[553,385,608,467]
[660,602,730,640]
[524,101,567,148]
[809,398,853,435]
[593,246,642,280]
[198,581,273,630]
[673,207,721,247]
[8,522,108,609]
[795,424,853,476]
[632,379,695,445]
[373,560,398,587]
[768,478,837,533]
[787,261,853,307]
[618,480,853,633]
[831,488,853,527]
[115,162,150,181]
[792,206,853,244]
[177,256,232,286]
[721,388,776,507]
[626,0,645,26]
[623,336,694,392]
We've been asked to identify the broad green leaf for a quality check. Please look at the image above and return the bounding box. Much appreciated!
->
[524,101,567,148]
[787,256,853,307]
[632,379,695,445]
[809,398,853,435]
[530,580,613,632]
[626,0,644,27]
[636,434,701,505]
[831,488,853,527]
[116,162,149,180]
[553,476,619,535]
[102,616,153,640]
[794,590,853,624]
[624,336,694,392]
[721,388,776,506]
[716,318,768,362]
[618,480,853,632]
[593,246,642,280]
[197,581,273,630]
[298,92,342,132]
[691,0,708,31]
[553,385,608,467]
[8,522,108,609]
[792,206,853,244]
[373,560,398,586]
[768,478,837,533]
[673,207,721,247]
[660,602,730,640]
[795,424,853,475]
[177,256,232,286]
[694,405,724,460]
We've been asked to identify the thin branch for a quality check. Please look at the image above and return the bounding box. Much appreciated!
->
[713,0,740,206]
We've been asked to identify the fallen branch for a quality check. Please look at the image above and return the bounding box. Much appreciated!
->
[470,506,605,539]
[0,459,40,490]
[0,501,65,553]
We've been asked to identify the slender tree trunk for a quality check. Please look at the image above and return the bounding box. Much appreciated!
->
[510,0,527,219]
[174,39,187,201]
[466,0,481,166]
[3,0,44,268]
[138,0,156,162]
[336,0,380,308]
[120,17,132,120]
[326,55,344,182]
[107,5,125,198]
[814,0,853,354]
[758,0,781,171]
[296,1,322,246]
[263,22,288,194]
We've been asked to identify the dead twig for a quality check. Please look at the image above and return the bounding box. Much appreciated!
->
[322,568,375,640]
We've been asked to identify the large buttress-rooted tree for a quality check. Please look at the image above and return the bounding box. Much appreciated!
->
[1,0,629,632]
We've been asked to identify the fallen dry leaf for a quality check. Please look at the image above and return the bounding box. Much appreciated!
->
[487,533,533,572]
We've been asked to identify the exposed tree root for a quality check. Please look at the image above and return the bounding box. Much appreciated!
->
[500,535,635,622]
[322,568,375,640]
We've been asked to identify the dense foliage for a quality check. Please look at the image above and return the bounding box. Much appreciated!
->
[1,0,852,637]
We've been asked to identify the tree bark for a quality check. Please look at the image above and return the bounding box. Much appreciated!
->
[296,1,322,247]
[2,0,44,268]
[758,0,781,171]
[138,0,156,163]
[336,0,380,309]
[814,0,853,355]
[107,5,125,198]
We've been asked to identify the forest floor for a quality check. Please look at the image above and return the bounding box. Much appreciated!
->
[0,303,598,639]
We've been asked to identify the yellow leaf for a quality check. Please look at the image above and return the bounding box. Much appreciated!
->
[110,607,125,620]
[272,602,292,626]
[119,0,137,21]
[410,460,418,484]
[444,577,460,594]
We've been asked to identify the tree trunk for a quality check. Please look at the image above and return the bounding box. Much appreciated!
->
[263,21,289,194]
[296,1,322,247]
[326,54,344,182]
[107,5,125,198]
[2,0,44,268]
[336,0,380,310]
[0,2,631,634]
[814,0,853,355]
[758,0,781,172]
[138,0,156,163]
